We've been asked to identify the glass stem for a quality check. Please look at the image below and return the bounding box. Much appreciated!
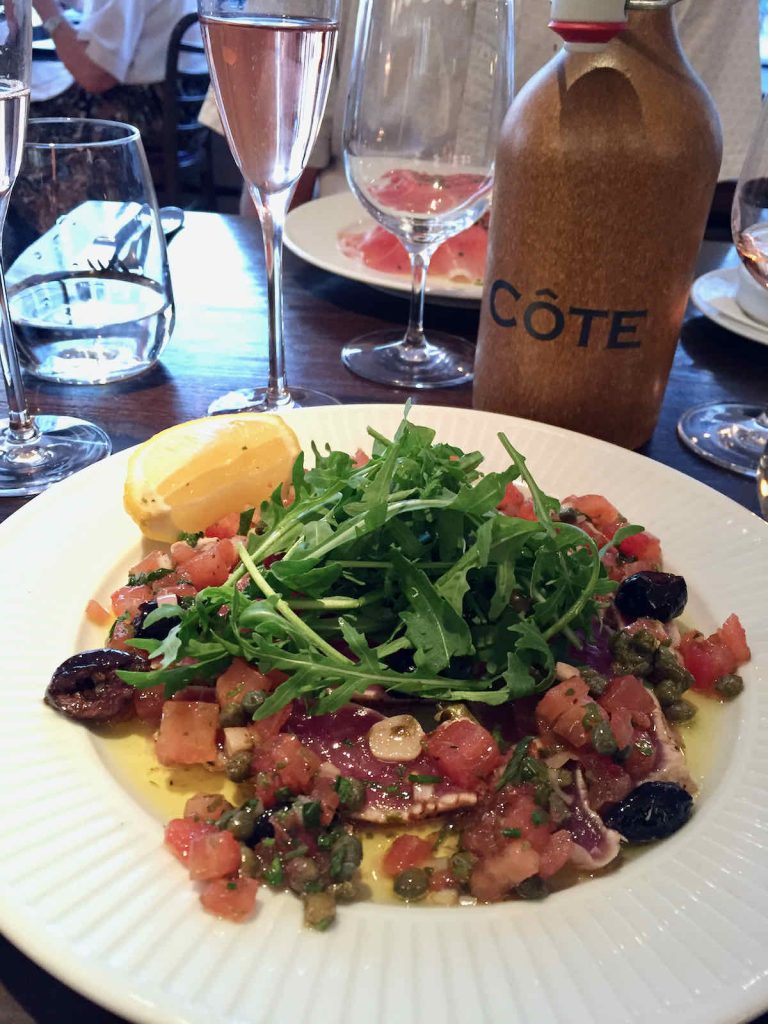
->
[256,187,292,407]
[404,247,433,351]
[0,192,37,444]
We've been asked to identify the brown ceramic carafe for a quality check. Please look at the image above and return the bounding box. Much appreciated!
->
[473,1,722,449]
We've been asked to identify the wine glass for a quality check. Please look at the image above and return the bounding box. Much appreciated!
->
[0,2,110,496]
[199,0,340,414]
[677,97,768,477]
[341,0,513,389]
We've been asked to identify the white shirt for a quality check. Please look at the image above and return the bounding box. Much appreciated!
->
[77,0,203,85]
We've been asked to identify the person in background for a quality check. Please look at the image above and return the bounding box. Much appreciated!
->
[30,0,204,152]
[201,0,762,215]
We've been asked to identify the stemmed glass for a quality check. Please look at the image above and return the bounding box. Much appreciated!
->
[0,0,110,496]
[199,0,340,413]
[677,97,768,477]
[341,0,513,389]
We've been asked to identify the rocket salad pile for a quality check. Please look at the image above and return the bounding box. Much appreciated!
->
[45,411,751,928]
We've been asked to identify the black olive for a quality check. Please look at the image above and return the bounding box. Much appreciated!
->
[133,600,176,641]
[614,571,688,622]
[602,781,694,843]
[45,648,147,723]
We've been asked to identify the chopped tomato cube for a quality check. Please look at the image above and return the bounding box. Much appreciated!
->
[538,830,573,879]
[679,614,750,693]
[164,817,217,864]
[205,512,244,539]
[129,550,172,577]
[200,877,259,921]
[718,613,751,663]
[251,733,321,795]
[216,658,273,707]
[85,599,112,627]
[132,683,166,724]
[423,719,501,789]
[155,701,219,766]
[497,482,536,520]
[111,584,152,618]
[618,530,662,566]
[182,539,239,590]
[187,829,241,880]
[382,834,433,877]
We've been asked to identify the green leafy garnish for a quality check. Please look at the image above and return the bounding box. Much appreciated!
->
[117,409,639,715]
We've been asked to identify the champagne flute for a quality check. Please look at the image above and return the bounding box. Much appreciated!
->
[199,0,340,414]
[341,0,513,389]
[677,97,768,477]
[0,0,110,496]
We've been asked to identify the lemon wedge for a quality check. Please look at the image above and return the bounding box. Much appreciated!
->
[123,413,301,542]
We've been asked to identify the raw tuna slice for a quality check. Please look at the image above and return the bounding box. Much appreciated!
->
[563,767,622,870]
[288,703,478,824]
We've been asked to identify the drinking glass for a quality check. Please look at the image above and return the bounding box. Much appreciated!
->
[5,118,175,385]
[0,2,110,496]
[677,97,768,476]
[199,0,340,413]
[341,0,513,388]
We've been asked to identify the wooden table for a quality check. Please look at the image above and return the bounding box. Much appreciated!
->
[1,211,767,1023]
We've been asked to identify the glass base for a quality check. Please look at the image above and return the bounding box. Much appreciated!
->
[677,402,768,477]
[0,414,112,497]
[341,329,475,389]
[207,386,341,416]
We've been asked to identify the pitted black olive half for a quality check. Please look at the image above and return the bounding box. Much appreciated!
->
[602,781,694,843]
[614,571,688,623]
[133,600,176,641]
[45,648,147,723]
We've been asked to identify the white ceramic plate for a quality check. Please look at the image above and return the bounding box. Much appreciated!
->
[2,404,768,1024]
[284,193,483,307]
[690,267,768,347]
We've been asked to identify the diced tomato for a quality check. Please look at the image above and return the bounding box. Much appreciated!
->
[563,494,621,537]
[132,683,166,723]
[164,817,217,864]
[469,840,540,902]
[622,730,658,781]
[155,701,219,766]
[618,530,662,566]
[187,829,241,881]
[497,482,537,521]
[85,599,112,627]
[205,512,244,539]
[182,538,240,590]
[200,877,259,922]
[718,613,751,663]
[248,704,293,745]
[382,834,433,877]
[538,830,573,879]
[251,734,321,795]
[428,868,458,891]
[108,614,136,651]
[111,584,152,618]
[129,550,172,577]
[679,614,750,693]
[599,675,656,717]
[423,719,502,789]
[607,707,634,750]
[183,792,233,822]
[216,658,273,707]
[536,677,604,750]
[153,573,197,601]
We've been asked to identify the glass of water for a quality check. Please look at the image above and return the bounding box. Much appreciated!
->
[4,118,174,385]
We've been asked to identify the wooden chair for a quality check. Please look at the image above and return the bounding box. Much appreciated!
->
[160,13,216,209]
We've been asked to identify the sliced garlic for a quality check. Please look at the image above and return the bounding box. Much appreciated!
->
[367,714,424,763]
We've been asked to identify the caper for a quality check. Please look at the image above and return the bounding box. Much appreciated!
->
[335,775,366,811]
[715,674,744,700]
[219,701,248,728]
[394,867,429,901]
[303,890,336,931]
[664,699,697,723]
[329,833,362,882]
[240,844,259,877]
[591,719,617,756]
[226,799,264,842]
[611,629,658,677]
[328,879,360,902]
[225,750,253,782]
[515,875,549,900]
[654,677,687,706]
[449,850,476,883]
[286,856,321,893]
[242,689,267,717]
[581,667,609,698]
[652,646,694,690]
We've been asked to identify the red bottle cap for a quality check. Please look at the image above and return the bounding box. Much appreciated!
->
[548,19,627,43]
